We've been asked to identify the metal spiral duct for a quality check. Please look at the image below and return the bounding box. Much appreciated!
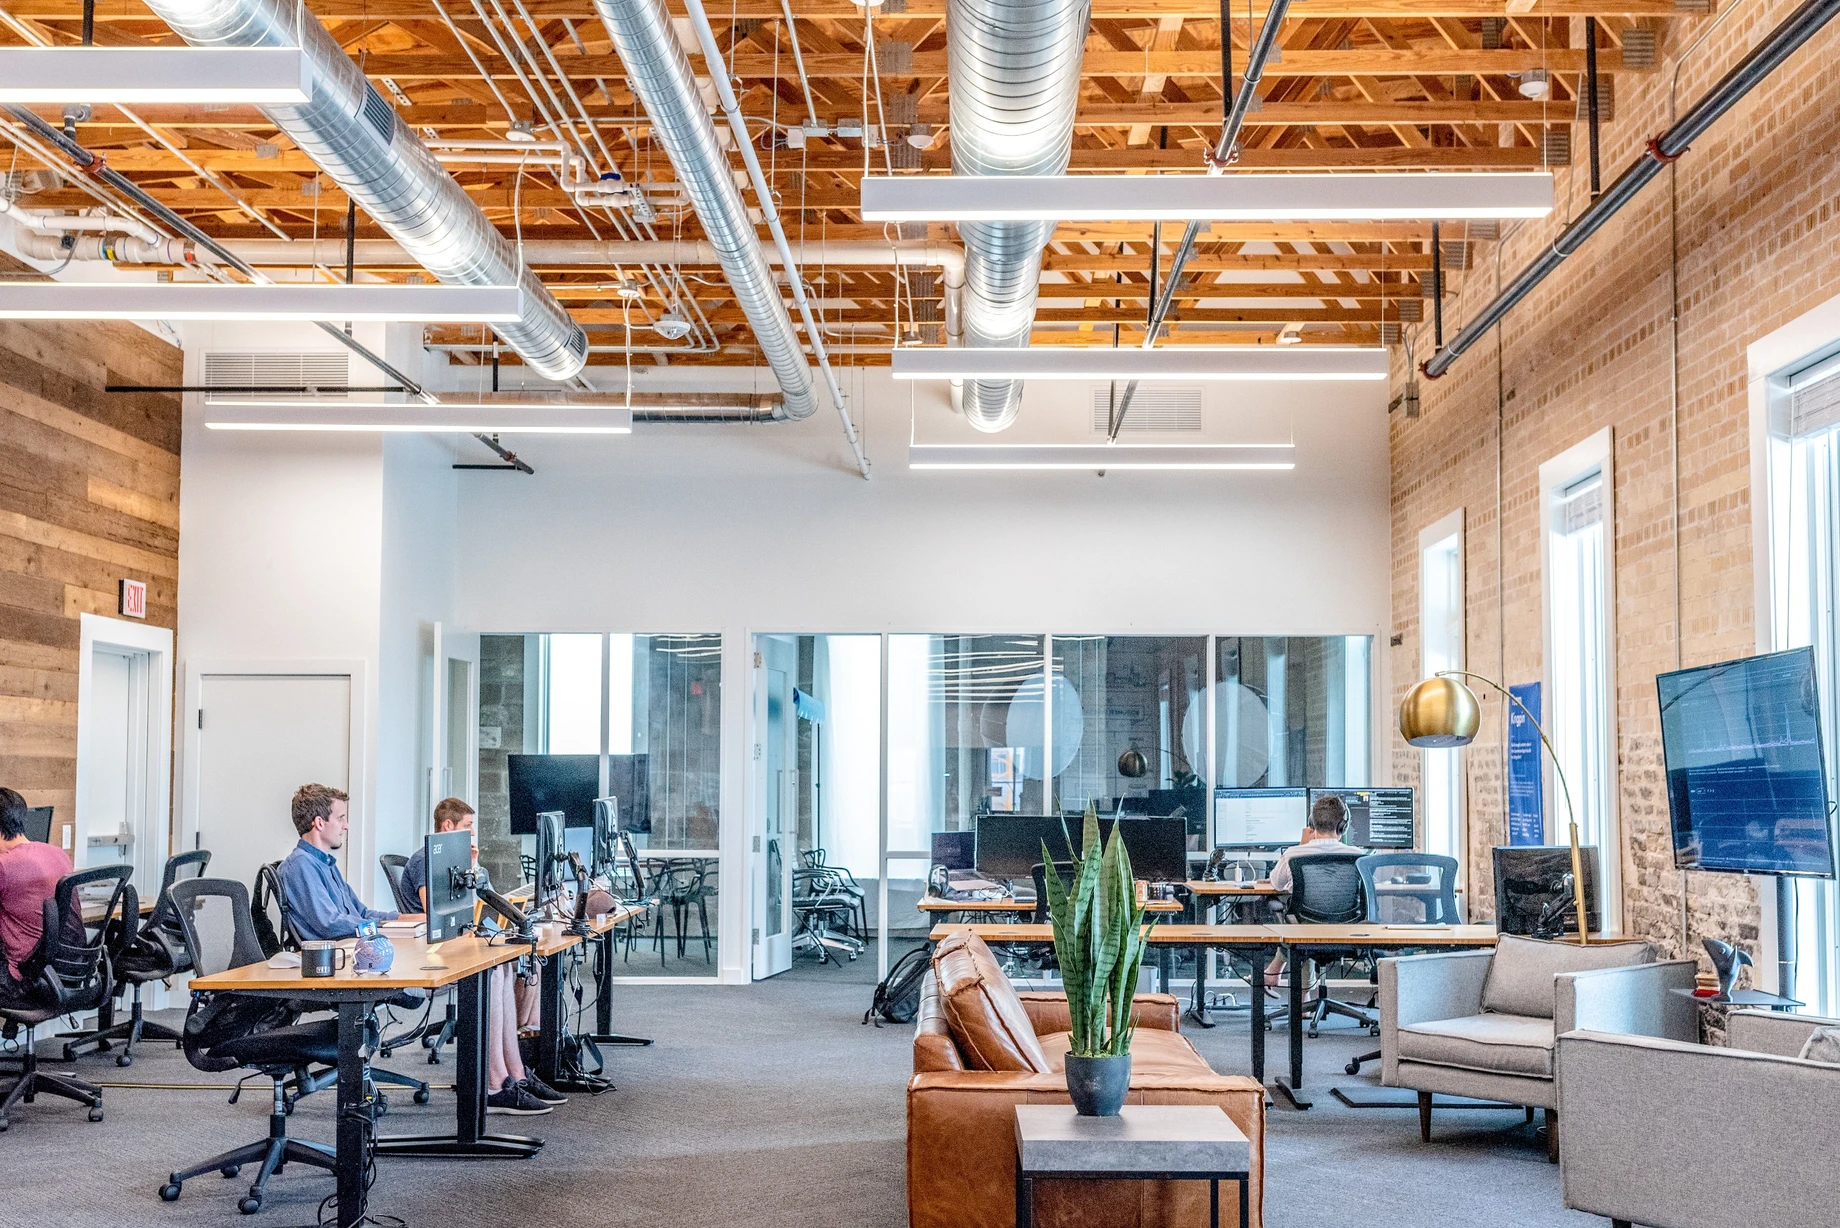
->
[137,0,588,381]
[593,0,816,419]
[948,0,1091,432]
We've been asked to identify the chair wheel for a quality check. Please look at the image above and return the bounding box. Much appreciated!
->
[221,1166,241,1178]
[239,1196,263,1214]
[413,1087,430,1105]
[0,1115,10,1131]
[117,1053,133,1068]
[1345,1061,1361,1075]
[159,1183,182,1202]
[88,1106,104,1122]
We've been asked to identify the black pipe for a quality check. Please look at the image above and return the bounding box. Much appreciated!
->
[1586,18,1602,197]
[1423,0,1840,379]
[343,198,357,285]
[1431,220,1443,349]
[106,384,404,394]
[81,0,94,45]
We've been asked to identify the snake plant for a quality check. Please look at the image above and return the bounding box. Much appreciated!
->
[1041,807,1148,1058]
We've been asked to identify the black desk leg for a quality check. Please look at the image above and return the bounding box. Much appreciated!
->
[1238,1175,1248,1228]
[1249,949,1266,1086]
[1016,1174,1032,1228]
[373,969,543,1159]
[333,1002,371,1228]
[1209,1177,1218,1228]
[1189,944,1215,1029]
[535,953,563,1087]
[585,930,650,1047]
[1273,952,1312,1110]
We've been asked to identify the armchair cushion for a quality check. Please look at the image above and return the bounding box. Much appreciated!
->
[1037,1027,1216,1077]
[932,931,1051,1073]
[1396,1013,1554,1077]
[1797,1025,1840,1065]
[1480,935,1653,1019]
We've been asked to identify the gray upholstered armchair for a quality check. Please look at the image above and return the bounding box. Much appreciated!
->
[1378,936,1698,1160]
[1557,1009,1840,1228]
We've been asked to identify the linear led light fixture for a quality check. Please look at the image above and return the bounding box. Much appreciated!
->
[893,346,1388,382]
[862,172,1554,222]
[0,48,312,104]
[909,444,1294,471]
[0,283,523,322]
[204,404,633,433]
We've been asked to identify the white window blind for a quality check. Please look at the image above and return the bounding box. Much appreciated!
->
[1791,352,1840,438]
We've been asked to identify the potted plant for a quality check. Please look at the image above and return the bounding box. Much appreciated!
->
[1041,808,1147,1117]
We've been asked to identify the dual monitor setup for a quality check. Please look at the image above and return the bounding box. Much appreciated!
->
[1211,786,1416,851]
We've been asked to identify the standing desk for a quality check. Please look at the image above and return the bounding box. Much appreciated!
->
[531,904,649,1094]
[191,933,536,1228]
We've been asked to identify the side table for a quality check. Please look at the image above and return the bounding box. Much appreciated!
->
[1014,1104,1251,1228]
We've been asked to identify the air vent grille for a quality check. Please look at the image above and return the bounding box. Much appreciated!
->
[361,84,397,143]
[203,352,351,403]
[1090,385,1203,433]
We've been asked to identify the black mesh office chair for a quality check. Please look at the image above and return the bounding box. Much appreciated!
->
[0,865,132,1130]
[1343,852,1462,1075]
[1030,862,1079,925]
[160,877,340,1214]
[1274,850,1379,1038]
[379,853,418,914]
[62,849,211,1066]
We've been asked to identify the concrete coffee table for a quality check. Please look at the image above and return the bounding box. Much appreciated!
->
[1013,1104,1251,1228]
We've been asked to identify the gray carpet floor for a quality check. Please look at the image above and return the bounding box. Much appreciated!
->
[0,948,1603,1228]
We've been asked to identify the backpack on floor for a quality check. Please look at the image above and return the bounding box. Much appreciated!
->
[863,944,930,1028]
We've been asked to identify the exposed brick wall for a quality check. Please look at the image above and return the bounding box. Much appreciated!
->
[1390,1,1840,964]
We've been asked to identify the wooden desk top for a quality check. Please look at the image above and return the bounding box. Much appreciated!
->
[928,922,1276,946]
[191,932,527,994]
[531,905,647,956]
[1270,923,1499,946]
[1185,880,1283,897]
[917,895,1183,915]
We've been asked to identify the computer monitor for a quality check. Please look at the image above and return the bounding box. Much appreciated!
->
[591,796,621,879]
[931,831,975,872]
[1493,845,1602,937]
[608,753,652,835]
[423,831,476,943]
[21,806,52,844]
[534,810,567,910]
[508,754,600,833]
[1307,787,1416,849]
[974,815,1189,883]
[1212,788,1308,848]
[1115,817,1189,883]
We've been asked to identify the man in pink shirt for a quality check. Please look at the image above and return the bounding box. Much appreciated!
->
[0,787,73,1006]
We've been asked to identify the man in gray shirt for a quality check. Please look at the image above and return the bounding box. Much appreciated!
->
[1265,793,1364,980]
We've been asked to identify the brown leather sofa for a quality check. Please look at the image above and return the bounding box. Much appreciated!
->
[908,931,1265,1228]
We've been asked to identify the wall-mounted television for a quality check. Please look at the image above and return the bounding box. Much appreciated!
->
[1657,647,1837,878]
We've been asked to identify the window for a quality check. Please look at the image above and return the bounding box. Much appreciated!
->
[1053,636,1208,833]
[1214,637,1371,792]
[1541,431,1620,932]
[1419,512,1464,864]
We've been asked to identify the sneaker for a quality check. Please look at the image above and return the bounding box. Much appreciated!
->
[486,1080,553,1116]
[521,1073,568,1105]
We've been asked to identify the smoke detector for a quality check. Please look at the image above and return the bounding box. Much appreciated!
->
[1517,69,1550,100]
[507,119,537,142]
[654,312,692,340]
[906,122,935,150]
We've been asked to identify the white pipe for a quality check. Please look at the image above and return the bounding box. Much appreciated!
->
[0,198,160,243]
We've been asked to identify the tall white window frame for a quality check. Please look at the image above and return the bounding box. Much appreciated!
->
[1540,429,1621,933]
[1419,510,1466,867]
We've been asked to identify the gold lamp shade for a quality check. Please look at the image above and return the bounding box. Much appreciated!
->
[1399,675,1482,748]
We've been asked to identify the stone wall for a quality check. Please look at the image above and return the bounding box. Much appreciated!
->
[476,633,526,886]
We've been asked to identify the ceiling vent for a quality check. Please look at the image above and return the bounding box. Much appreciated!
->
[1091,385,1202,433]
[203,351,351,403]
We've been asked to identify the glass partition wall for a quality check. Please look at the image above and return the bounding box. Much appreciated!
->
[478,632,722,979]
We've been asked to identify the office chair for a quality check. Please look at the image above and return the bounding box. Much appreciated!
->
[650,860,719,964]
[379,853,417,914]
[1272,850,1378,1038]
[0,865,130,1130]
[62,849,211,1067]
[802,849,868,942]
[1343,852,1462,1076]
[616,833,661,964]
[1029,862,1079,925]
[791,864,863,964]
[161,877,341,1214]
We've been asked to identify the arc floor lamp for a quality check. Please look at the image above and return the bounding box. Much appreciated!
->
[1399,671,1591,945]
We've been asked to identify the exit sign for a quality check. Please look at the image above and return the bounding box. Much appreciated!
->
[118,578,147,620]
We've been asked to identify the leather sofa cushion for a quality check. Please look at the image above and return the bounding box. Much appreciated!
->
[933,932,1051,1073]
[1037,1027,1214,1079]
[1481,934,1653,1019]
[1397,1013,1555,1077]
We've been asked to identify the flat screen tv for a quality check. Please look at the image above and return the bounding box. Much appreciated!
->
[1657,647,1837,878]
[508,754,600,833]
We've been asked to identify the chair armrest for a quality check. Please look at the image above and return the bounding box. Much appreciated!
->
[1380,949,1492,1028]
[1557,1029,1840,1228]
[1017,992,1181,1036]
[1727,1007,1840,1057]
[1555,959,1699,1041]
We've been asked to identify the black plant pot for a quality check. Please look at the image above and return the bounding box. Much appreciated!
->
[1064,1053,1132,1117]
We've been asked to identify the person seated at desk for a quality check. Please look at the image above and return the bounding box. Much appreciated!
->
[401,797,540,1036]
[0,787,72,1010]
[279,784,562,1116]
[1263,793,1363,981]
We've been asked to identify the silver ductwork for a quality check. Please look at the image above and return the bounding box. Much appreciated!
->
[948,0,1090,431]
[593,0,816,419]
[135,0,587,381]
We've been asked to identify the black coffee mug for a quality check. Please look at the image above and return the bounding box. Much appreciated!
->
[301,941,347,978]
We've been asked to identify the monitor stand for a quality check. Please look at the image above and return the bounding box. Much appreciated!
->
[1777,875,1797,1001]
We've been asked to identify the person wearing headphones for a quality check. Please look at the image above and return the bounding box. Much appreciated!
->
[1263,793,1363,981]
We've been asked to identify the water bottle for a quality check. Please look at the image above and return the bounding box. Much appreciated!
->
[1233,860,1246,887]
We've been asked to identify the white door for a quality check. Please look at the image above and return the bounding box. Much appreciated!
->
[752,636,797,978]
[441,628,481,807]
[195,674,352,892]
[80,649,142,875]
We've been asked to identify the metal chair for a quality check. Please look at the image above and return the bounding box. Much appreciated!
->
[160,877,341,1214]
[791,865,863,964]
[1344,852,1462,1075]
[1272,849,1379,1038]
[0,865,130,1130]
[61,849,211,1067]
